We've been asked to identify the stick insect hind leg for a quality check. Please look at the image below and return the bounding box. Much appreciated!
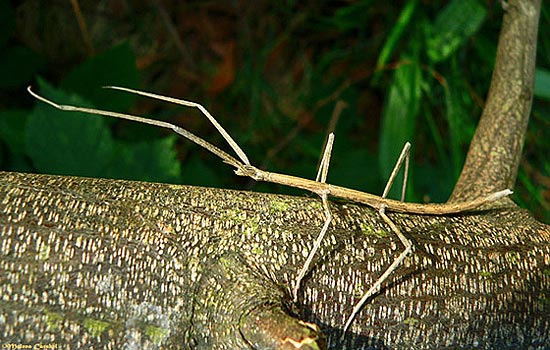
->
[341,142,413,337]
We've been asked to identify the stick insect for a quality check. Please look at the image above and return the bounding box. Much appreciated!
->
[27,86,512,336]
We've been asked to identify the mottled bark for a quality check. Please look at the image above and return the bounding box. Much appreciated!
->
[1,0,548,349]
[450,0,541,201]
[1,172,549,349]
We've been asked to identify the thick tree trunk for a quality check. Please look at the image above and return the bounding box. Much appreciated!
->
[1,171,549,349]
[1,0,548,349]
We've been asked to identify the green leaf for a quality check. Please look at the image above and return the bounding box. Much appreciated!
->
[414,161,453,203]
[104,136,181,184]
[27,80,181,183]
[0,109,28,153]
[443,81,468,178]
[26,79,115,177]
[373,0,418,82]
[379,59,422,199]
[427,0,487,63]
[535,68,550,100]
[330,148,380,194]
[329,0,375,32]
[181,155,223,188]
[61,42,140,111]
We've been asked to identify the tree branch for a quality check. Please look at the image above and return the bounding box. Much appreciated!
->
[1,172,548,349]
[450,0,541,202]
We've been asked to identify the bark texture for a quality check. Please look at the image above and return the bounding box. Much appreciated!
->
[450,0,541,201]
[1,0,548,349]
[1,171,549,349]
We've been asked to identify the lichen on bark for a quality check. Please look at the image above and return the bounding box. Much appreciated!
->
[1,0,549,349]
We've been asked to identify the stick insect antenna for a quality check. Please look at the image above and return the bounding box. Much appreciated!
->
[26,86,244,170]
[103,86,251,166]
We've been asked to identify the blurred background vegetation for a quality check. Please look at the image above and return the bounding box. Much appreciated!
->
[0,0,548,222]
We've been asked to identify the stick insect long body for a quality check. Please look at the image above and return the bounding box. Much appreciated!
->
[236,165,511,214]
[27,85,512,338]
[27,86,512,216]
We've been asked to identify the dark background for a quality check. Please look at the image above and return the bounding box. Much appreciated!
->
[1,0,549,222]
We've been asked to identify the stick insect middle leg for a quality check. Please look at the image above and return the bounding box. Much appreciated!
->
[292,133,335,303]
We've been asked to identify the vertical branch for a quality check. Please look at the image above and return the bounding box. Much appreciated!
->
[450,0,541,202]
[70,0,94,56]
